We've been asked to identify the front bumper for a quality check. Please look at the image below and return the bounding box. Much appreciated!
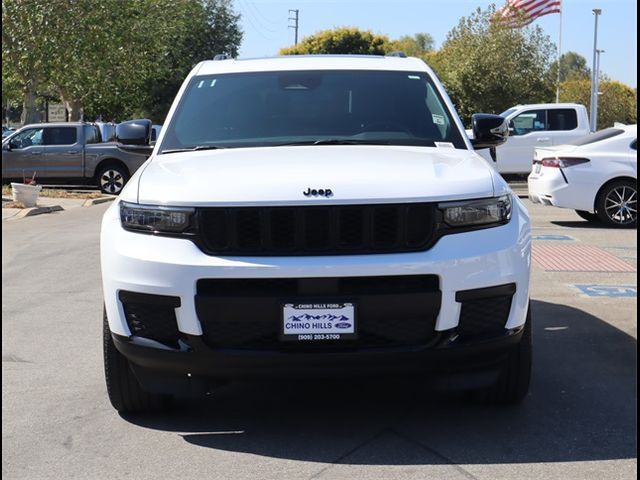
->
[113,324,525,395]
[101,195,531,386]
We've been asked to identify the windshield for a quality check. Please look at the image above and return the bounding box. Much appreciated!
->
[500,108,517,118]
[159,70,466,153]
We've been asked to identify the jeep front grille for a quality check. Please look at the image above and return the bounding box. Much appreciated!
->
[197,203,438,256]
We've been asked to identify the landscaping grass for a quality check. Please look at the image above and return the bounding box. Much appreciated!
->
[2,201,26,209]
[2,184,103,199]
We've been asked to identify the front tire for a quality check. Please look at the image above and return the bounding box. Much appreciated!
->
[97,164,128,195]
[103,310,169,413]
[575,210,600,223]
[483,302,532,404]
[596,180,637,228]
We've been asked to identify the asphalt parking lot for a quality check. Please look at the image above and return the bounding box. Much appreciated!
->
[2,194,637,480]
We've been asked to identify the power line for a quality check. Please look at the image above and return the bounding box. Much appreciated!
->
[238,0,278,40]
[246,0,279,30]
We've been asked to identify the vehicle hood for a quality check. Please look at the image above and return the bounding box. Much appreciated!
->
[136,145,497,206]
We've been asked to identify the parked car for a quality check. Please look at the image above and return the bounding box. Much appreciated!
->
[1,122,152,194]
[101,54,532,413]
[470,103,591,174]
[528,124,637,227]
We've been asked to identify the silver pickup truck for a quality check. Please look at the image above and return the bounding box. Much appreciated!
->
[1,122,151,194]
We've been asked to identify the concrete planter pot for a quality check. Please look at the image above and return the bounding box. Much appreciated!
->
[11,183,42,207]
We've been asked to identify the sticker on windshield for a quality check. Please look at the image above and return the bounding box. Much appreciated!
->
[434,142,455,149]
[432,114,445,125]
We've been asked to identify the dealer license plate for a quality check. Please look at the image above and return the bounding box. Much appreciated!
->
[281,302,357,342]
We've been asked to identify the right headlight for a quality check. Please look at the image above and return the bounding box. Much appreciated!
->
[438,194,512,228]
[120,201,195,234]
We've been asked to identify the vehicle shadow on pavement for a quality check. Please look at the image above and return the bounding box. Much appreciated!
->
[550,220,617,229]
[123,300,637,465]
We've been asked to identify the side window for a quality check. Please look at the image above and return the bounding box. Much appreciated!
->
[45,127,78,146]
[84,125,100,144]
[511,110,546,136]
[547,109,578,131]
[9,128,44,148]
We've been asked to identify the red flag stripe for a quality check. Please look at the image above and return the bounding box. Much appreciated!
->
[501,0,561,20]
[496,0,561,26]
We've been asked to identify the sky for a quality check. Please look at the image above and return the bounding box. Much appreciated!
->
[232,0,637,88]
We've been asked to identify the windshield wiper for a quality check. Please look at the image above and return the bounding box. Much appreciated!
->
[161,145,226,154]
[275,139,391,146]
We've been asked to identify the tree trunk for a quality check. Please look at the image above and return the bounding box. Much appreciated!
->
[21,83,40,125]
[63,98,84,121]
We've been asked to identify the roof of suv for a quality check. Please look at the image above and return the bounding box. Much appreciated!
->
[196,54,429,76]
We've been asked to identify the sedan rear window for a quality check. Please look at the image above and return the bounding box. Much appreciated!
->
[569,128,624,146]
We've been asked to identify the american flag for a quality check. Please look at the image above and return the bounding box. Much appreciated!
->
[495,0,562,27]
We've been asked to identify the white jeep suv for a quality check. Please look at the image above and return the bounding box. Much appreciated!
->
[101,54,532,412]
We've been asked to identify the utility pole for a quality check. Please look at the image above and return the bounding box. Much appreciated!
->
[589,8,602,132]
[288,9,299,45]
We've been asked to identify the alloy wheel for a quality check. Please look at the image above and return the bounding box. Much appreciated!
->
[604,185,637,225]
[100,169,124,194]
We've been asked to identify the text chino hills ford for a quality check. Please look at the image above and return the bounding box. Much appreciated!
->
[101,54,532,413]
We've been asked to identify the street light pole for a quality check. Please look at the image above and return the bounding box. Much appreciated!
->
[595,48,604,113]
[589,8,602,132]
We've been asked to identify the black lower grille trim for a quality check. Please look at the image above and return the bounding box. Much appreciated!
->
[195,275,441,351]
[456,284,515,340]
[119,291,181,348]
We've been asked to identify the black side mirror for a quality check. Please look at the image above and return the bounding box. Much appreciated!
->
[116,119,151,145]
[470,114,508,150]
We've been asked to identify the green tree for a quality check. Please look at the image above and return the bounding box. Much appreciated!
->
[431,5,556,124]
[2,0,242,124]
[387,33,435,57]
[279,27,390,55]
[140,0,243,122]
[1,0,54,123]
[549,51,591,82]
[388,33,435,56]
[560,79,637,129]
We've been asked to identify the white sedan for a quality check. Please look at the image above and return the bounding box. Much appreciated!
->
[528,125,637,228]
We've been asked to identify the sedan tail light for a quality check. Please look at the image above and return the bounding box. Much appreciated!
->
[541,157,591,168]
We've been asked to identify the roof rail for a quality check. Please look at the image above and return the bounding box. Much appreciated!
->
[213,54,230,61]
[387,51,407,58]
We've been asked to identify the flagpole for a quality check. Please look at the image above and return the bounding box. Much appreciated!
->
[555,0,563,103]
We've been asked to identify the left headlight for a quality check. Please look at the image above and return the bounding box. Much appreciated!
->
[120,201,195,234]
[438,194,512,228]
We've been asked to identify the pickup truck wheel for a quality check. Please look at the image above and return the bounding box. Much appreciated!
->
[98,165,128,195]
[478,302,532,404]
[596,180,637,228]
[575,210,600,223]
[103,310,170,413]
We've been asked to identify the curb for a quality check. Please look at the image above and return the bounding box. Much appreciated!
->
[13,205,64,219]
[83,196,116,207]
